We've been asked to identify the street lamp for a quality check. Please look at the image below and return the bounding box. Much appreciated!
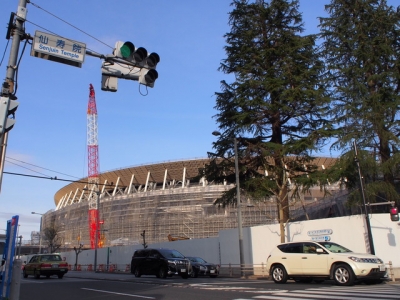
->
[31,212,44,254]
[212,131,245,277]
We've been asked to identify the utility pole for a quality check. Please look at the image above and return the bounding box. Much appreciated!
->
[353,141,375,254]
[0,0,27,192]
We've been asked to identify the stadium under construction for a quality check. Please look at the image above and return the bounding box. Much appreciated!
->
[40,157,347,250]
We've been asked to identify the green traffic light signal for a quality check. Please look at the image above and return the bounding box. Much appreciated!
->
[120,42,135,59]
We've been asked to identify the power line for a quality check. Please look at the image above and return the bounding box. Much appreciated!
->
[3,171,116,188]
[0,39,10,67]
[6,159,51,178]
[5,157,80,179]
[29,1,113,50]
[24,19,104,57]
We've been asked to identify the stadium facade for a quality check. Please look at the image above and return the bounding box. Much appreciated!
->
[44,157,339,249]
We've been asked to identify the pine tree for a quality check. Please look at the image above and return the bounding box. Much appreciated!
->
[320,0,400,206]
[204,0,333,242]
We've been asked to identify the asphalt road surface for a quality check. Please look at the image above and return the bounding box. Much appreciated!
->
[18,271,400,300]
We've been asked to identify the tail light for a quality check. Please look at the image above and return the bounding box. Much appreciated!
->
[40,264,52,268]
[59,263,68,268]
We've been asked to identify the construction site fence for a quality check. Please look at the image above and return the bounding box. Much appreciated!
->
[68,261,396,281]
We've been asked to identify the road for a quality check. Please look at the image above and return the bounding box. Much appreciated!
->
[18,271,400,300]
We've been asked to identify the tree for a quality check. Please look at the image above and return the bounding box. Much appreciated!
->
[73,244,84,270]
[204,0,333,243]
[42,221,62,253]
[319,0,400,206]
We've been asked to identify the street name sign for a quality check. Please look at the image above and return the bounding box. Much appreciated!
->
[31,31,86,68]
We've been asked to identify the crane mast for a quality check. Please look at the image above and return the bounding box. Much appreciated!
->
[87,84,100,249]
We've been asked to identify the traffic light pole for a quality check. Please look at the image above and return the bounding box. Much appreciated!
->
[0,0,27,192]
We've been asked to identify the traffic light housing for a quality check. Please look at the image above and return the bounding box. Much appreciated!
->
[0,96,19,136]
[139,69,158,88]
[100,41,160,90]
[390,207,399,222]
[101,75,117,92]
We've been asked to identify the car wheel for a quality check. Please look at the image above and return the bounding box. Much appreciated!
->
[57,273,64,279]
[134,267,141,278]
[333,264,354,286]
[34,270,40,279]
[22,269,28,278]
[190,270,198,278]
[181,273,189,279]
[158,267,167,279]
[271,265,288,284]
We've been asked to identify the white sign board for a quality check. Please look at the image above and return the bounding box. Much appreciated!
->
[31,31,86,68]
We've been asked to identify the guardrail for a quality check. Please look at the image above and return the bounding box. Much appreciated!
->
[218,263,269,278]
[68,263,269,278]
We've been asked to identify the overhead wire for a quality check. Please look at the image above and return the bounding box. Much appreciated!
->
[29,1,113,51]
[5,157,81,179]
[0,39,10,67]
[6,159,56,178]
[2,1,117,183]
[3,171,117,188]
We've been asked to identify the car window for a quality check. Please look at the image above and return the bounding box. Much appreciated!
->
[29,256,38,263]
[303,242,323,254]
[149,250,160,258]
[159,249,185,258]
[134,250,148,258]
[48,255,62,261]
[318,242,352,253]
[188,257,206,263]
[279,243,303,253]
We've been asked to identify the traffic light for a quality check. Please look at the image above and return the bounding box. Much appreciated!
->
[114,41,148,66]
[100,41,160,91]
[139,68,158,88]
[144,52,160,69]
[0,96,19,136]
[390,207,399,222]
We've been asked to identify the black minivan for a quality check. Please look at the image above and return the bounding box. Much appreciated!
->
[130,248,192,279]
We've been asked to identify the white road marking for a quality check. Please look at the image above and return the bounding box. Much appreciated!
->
[81,288,156,299]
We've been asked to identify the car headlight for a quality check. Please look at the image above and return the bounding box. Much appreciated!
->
[199,265,207,271]
[167,260,176,264]
[348,256,383,263]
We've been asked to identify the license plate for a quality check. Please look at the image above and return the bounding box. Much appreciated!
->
[180,269,186,272]
[379,265,385,271]
[210,270,215,273]
[52,264,58,268]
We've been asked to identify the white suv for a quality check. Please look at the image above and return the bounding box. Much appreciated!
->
[266,241,387,286]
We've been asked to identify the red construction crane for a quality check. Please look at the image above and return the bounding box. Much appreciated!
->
[87,84,100,249]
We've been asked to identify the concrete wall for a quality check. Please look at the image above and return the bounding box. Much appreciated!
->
[249,214,400,268]
[20,213,400,276]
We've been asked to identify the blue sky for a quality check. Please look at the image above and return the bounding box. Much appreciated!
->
[0,0,397,241]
